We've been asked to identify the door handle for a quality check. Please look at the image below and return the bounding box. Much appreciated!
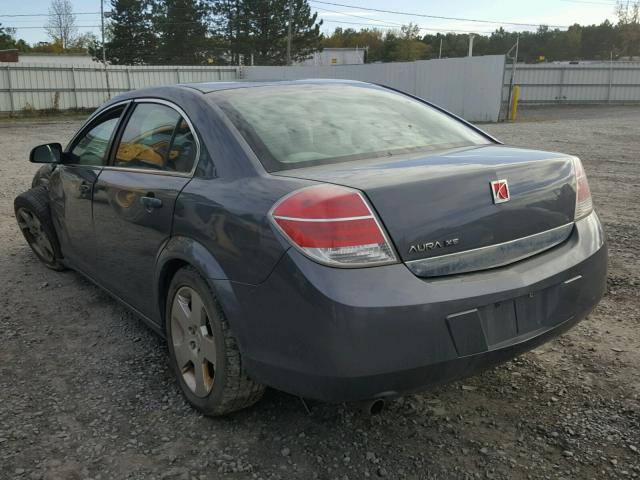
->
[140,195,162,211]
[79,183,91,194]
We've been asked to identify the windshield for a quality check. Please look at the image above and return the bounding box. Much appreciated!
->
[215,84,491,172]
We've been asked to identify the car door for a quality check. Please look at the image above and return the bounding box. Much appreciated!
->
[49,104,127,275]
[92,99,199,320]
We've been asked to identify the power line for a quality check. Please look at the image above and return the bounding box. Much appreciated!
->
[2,3,567,35]
[0,3,219,18]
[4,25,102,29]
[321,19,495,34]
[309,0,571,28]
[4,19,494,34]
[314,5,403,26]
[322,19,406,28]
[315,6,497,34]
[559,0,619,4]
[0,12,102,18]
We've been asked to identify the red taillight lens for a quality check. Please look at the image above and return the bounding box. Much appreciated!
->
[272,185,371,219]
[270,185,397,267]
[573,157,593,220]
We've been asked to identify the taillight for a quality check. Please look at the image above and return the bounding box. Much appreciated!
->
[573,157,593,220]
[270,185,398,267]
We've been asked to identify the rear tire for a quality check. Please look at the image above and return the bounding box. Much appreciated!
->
[165,266,265,416]
[14,186,65,271]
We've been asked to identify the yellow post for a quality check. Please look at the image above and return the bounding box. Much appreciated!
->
[510,85,520,121]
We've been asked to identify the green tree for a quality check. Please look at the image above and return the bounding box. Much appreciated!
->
[580,21,617,60]
[422,21,629,62]
[324,25,429,63]
[65,32,100,54]
[105,0,157,64]
[390,23,430,61]
[210,1,243,64]
[0,24,16,50]
[322,27,384,62]
[421,32,469,59]
[0,24,30,51]
[212,0,323,65]
[154,0,210,65]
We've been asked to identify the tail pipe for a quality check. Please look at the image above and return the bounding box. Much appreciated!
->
[356,398,386,415]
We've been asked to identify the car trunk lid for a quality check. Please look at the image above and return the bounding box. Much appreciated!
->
[273,145,576,276]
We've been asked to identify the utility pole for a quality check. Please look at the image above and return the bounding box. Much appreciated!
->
[438,38,442,59]
[506,33,520,120]
[511,32,519,85]
[100,0,111,99]
[468,34,475,57]
[286,0,293,65]
[100,0,106,64]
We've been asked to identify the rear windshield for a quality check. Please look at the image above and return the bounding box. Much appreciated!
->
[215,84,491,172]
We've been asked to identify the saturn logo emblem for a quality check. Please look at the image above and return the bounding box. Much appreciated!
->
[490,179,510,204]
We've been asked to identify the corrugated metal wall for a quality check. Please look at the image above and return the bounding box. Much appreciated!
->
[0,57,508,122]
[243,55,507,122]
[505,62,640,104]
[0,63,238,113]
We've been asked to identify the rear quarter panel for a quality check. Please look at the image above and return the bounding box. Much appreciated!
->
[172,174,311,284]
[162,89,319,284]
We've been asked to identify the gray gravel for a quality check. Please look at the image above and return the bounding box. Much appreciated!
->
[1,106,639,479]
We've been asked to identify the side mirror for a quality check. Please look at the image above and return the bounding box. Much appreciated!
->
[30,143,62,164]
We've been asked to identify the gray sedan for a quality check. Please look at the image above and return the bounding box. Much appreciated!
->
[14,80,607,415]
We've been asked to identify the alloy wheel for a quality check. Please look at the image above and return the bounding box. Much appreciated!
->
[16,207,55,263]
[170,286,217,398]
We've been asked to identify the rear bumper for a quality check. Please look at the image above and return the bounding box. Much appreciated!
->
[222,212,607,402]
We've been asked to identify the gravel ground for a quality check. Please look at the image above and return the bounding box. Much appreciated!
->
[0,106,638,480]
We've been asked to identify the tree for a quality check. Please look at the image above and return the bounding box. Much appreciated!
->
[390,23,430,61]
[284,0,323,64]
[45,0,77,49]
[0,24,30,51]
[212,0,323,65]
[0,24,16,50]
[154,0,210,65]
[31,41,65,54]
[616,1,640,58]
[208,0,241,64]
[323,27,385,62]
[580,21,617,60]
[70,32,99,51]
[104,0,157,64]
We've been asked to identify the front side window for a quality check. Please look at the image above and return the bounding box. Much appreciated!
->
[114,103,196,173]
[69,108,123,166]
[215,84,491,172]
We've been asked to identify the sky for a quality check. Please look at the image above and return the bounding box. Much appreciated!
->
[0,0,622,45]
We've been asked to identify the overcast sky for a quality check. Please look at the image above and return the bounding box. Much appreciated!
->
[2,0,621,45]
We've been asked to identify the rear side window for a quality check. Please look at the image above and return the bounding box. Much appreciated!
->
[114,103,197,174]
[215,84,490,172]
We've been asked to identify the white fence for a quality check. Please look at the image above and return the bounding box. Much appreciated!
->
[507,62,640,104]
[243,55,507,122]
[4,57,640,121]
[0,56,507,122]
[0,63,238,112]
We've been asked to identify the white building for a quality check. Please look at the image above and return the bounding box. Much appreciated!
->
[297,48,366,66]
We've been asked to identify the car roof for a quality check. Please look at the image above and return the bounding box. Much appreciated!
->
[102,79,376,114]
[179,78,371,94]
